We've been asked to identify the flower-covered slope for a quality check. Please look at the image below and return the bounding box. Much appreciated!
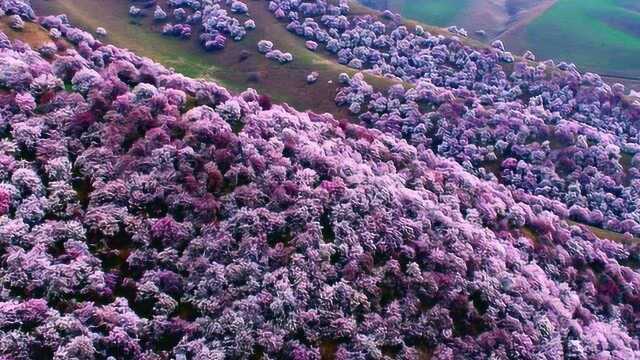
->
[260,0,640,238]
[0,3,638,360]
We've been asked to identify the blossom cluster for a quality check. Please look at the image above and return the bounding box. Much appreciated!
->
[333,47,640,236]
[142,0,255,50]
[256,40,294,64]
[266,0,516,77]
[0,2,636,359]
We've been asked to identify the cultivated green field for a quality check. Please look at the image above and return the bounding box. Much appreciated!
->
[512,0,640,79]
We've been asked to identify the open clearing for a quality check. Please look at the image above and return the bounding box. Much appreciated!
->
[362,0,550,38]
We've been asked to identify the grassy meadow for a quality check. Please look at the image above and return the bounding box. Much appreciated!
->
[399,0,469,27]
[509,0,640,79]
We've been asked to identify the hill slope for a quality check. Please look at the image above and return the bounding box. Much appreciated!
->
[502,0,640,79]
[0,12,639,358]
[0,1,639,359]
[360,0,640,90]
[34,0,398,117]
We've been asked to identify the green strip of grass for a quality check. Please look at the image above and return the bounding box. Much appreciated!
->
[400,0,470,27]
[523,0,640,78]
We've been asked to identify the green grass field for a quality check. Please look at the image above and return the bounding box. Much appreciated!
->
[514,0,640,78]
[398,0,469,27]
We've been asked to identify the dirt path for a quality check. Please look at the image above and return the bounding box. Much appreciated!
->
[493,0,558,41]
[455,0,510,38]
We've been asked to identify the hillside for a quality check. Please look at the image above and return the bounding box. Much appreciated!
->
[362,0,640,90]
[360,0,552,38]
[0,0,639,359]
[501,0,640,84]
[34,0,399,118]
